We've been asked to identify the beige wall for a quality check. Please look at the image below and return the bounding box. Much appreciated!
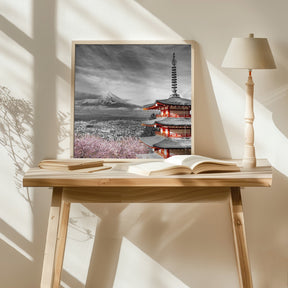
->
[1,0,288,287]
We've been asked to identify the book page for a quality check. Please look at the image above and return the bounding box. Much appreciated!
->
[165,155,237,169]
[165,155,210,167]
[128,161,177,174]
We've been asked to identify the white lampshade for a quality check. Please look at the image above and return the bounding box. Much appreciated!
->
[222,33,276,70]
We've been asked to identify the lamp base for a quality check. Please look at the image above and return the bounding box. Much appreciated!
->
[242,146,256,169]
[243,71,257,169]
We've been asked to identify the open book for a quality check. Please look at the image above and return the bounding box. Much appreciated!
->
[128,155,240,176]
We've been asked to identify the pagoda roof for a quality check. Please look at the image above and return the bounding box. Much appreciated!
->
[142,117,191,127]
[139,135,164,147]
[154,138,191,149]
[140,135,191,149]
[143,102,157,109]
[141,117,166,126]
[156,117,191,126]
[143,95,191,110]
[157,96,191,106]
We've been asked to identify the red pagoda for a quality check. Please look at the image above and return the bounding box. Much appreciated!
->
[140,53,191,158]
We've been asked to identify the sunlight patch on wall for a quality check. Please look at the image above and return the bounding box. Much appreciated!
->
[262,83,288,107]
[207,61,245,158]
[0,233,33,262]
[269,125,288,176]
[122,203,200,254]
[113,237,191,288]
[60,281,71,288]
[0,144,34,242]
[1,0,33,38]
[61,204,99,288]
[0,85,34,241]
[55,76,71,158]
[0,34,34,100]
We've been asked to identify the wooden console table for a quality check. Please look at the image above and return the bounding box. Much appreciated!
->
[23,160,272,288]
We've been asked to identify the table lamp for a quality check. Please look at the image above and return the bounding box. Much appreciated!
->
[222,33,276,169]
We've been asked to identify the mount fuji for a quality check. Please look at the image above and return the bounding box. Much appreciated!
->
[76,91,141,109]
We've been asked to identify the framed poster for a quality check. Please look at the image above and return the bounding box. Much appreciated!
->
[71,41,195,159]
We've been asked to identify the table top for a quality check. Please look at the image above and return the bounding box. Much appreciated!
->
[23,159,272,188]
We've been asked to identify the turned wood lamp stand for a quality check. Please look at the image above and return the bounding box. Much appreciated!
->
[244,69,256,168]
[222,33,276,169]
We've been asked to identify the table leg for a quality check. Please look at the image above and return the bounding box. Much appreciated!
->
[229,187,253,288]
[53,196,71,288]
[40,187,70,288]
[40,188,62,288]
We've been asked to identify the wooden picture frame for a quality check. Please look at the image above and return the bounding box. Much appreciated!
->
[71,40,195,159]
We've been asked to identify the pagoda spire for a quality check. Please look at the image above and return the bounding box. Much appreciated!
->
[170,52,179,98]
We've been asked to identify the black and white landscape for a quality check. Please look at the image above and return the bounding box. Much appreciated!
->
[73,44,191,158]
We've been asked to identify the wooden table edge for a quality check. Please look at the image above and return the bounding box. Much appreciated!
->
[23,178,272,188]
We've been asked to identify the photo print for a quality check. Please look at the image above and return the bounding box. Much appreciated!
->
[72,42,194,159]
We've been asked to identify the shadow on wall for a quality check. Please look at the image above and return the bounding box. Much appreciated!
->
[265,84,288,139]
[0,86,34,205]
[193,42,231,157]
[243,168,288,288]
[61,200,238,288]
[1,0,69,287]
[0,86,70,287]
[266,40,288,139]
[0,86,70,201]
[84,204,129,288]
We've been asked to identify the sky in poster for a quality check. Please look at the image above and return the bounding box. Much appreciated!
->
[74,44,192,106]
